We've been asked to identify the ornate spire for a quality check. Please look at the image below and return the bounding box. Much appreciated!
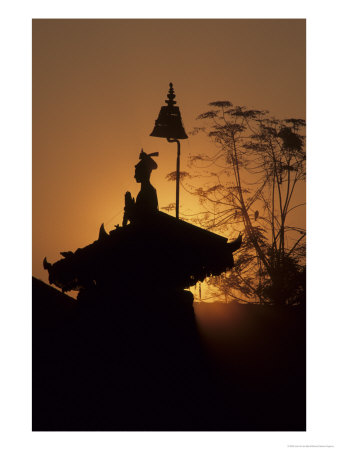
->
[165,82,177,107]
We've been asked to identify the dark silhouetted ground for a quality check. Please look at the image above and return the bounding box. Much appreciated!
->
[32,277,305,431]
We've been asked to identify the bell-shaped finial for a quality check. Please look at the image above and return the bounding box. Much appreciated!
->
[150,83,188,140]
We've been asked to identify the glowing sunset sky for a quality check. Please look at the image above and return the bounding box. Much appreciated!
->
[33,19,305,289]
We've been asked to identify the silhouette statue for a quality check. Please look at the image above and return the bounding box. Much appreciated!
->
[123,150,159,226]
[43,149,242,301]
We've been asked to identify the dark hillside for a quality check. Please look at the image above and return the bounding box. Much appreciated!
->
[33,277,77,328]
[32,278,305,431]
[194,302,306,430]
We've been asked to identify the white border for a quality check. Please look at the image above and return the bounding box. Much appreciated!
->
[1,1,337,449]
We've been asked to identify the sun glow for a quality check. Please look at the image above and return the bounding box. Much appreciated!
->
[33,20,305,303]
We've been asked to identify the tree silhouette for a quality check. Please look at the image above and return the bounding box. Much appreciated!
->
[174,101,306,305]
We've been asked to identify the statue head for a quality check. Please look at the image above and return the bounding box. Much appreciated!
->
[134,149,159,183]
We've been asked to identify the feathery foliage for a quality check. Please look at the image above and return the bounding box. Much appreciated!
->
[179,101,306,305]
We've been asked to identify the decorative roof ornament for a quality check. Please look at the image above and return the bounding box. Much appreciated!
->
[150,82,188,140]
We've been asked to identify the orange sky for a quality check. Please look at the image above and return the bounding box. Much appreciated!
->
[33,19,306,293]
